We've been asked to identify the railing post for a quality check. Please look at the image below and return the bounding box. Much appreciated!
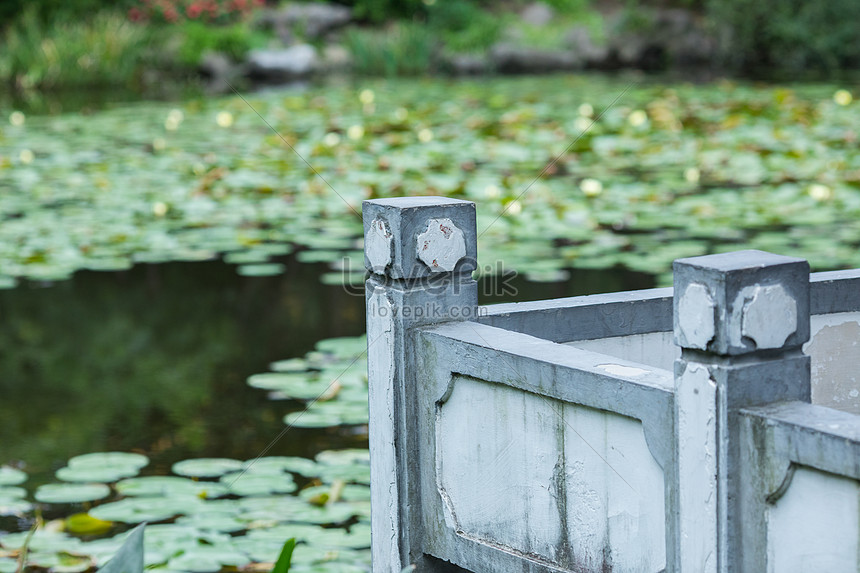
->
[672,250,810,573]
[363,197,478,572]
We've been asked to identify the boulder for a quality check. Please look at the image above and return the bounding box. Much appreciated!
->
[246,45,319,80]
[520,2,555,27]
[564,25,610,66]
[257,2,352,41]
[606,7,716,69]
[199,50,235,79]
[490,43,583,73]
[443,53,490,75]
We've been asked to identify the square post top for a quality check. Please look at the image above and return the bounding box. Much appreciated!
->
[673,250,810,355]
[363,197,477,280]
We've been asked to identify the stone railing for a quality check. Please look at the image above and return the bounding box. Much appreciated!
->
[364,196,860,573]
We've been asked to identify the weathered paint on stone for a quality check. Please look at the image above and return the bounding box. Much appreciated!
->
[363,197,477,280]
[677,282,716,350]
[437,375,666,572]
[675,362,718,573]
[673,250,810,355]
[737,284,797,349]
[366,286,402,572]
[416,218,466,273]
[767,466,860,573]
[365,217,393,275]
[806,311,860,415]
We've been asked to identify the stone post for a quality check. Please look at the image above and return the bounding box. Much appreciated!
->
[672,250,810,573]
[364,197,478,572]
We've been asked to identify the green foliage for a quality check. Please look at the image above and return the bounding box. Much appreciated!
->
[426,0,503,53]
[348,0,425,23]
[0,7,154,90]
[0,0,134,25]
[344,22,434,76]
[272,538,296,573]
[708,0,860,71]
[177,20,268,65]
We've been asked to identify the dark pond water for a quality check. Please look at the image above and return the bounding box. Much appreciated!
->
[0,255,653,488]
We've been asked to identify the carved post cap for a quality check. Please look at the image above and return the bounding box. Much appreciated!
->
[363,197,477,280]
[673,250,810,355]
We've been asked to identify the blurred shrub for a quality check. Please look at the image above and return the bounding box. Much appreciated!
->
[344,22,433,75]
[177,20,268,64]
[0,7,155,89]
[347,0,425,23]
[426,1,503,53]
[0,0,134,25]
[709,0,860,71]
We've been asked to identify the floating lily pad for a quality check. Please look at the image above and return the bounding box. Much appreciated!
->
[298,484,371,504]
[68,452,149,470]
[116,476,228,499]
[35,483,111,504]
[166,545,250,572]
[269,358,307,372]
[316,450,370,467]
[89,496,203,523]
[0,467,27,486]
[65,512,113,535]
[175,513,246,533]
[242,456,320,477]
[237,263,285,277]
[0,530,82,553]
[0,486,26,500]
[58,452,149,482]
[0,499,32,515]
[172,458,243,478]
[220,472,296,497]
[56,465,139,483]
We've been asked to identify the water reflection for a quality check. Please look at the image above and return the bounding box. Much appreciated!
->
[0,255,653,487]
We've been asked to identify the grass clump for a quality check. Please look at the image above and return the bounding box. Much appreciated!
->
[345,22,434,76]
[0,9,157,89]
[0,8,155,90]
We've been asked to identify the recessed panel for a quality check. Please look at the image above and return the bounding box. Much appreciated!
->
[436,375,666,572]
[767,466,860,573]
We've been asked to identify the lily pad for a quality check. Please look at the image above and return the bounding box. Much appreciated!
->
[0,467,27,486]
[65,512,113,535]
[166,545,250,572]
[68,452,149,470]
[35,483,111,504]
[219,472,297,497]
[89,496,203,523]
[0,530,82,553]
[56,465,139,483]
[172,458,243,478]
[116,476,228,499]
[237,263,285,277]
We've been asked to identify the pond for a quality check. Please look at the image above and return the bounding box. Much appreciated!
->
[0,253,651,571]
[0,72,857,571]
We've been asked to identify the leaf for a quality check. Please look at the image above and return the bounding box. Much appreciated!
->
[97,523,144,573]
[0,467,27,486]
[171,458,243,478]
[65,513,113,536]
[272,538,296,573]
[35,483,111,504]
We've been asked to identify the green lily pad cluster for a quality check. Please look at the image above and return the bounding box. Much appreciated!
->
[251,336,370,429]
[0,449,371,573]
[1,77,859,289]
